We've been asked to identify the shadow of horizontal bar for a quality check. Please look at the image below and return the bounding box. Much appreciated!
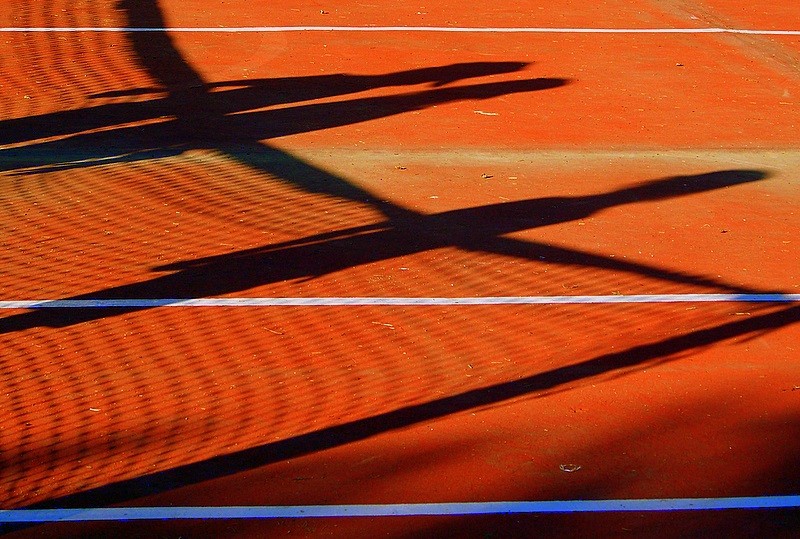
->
[1,294,799,309]
[3,496,800,522]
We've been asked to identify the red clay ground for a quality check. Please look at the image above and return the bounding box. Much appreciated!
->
[1,0,799,537]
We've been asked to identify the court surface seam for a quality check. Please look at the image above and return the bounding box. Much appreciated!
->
[1,26,799,35]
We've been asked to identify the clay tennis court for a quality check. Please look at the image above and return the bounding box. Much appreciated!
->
[1,0,799,536]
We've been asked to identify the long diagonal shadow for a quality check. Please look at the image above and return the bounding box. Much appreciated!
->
[28,302,800,509]
[3,0,798,513]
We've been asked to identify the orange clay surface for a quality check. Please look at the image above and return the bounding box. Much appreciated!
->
[1,1,799,538]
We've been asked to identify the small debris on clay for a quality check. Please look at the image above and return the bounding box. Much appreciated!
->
[372,321,395,330]
[560,464,581,473]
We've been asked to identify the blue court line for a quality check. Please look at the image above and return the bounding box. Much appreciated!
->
[0,294,798,309]
[2,496,800,522]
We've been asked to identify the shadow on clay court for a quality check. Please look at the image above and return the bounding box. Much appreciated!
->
[2,0,799,519]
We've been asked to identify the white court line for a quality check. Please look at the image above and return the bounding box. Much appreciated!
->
[0,26,799,35]
[2,496,800,522]
[0,294,799,309]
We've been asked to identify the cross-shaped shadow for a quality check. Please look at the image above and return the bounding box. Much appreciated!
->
[0,167,781,334]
